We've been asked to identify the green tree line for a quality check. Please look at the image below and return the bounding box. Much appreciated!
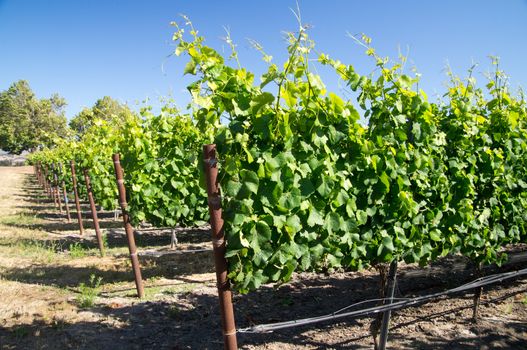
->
[0,80,132,154]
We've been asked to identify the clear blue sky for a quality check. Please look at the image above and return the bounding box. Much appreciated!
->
[1,0,526,120]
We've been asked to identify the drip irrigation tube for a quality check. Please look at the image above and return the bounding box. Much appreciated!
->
[237,267,527,334]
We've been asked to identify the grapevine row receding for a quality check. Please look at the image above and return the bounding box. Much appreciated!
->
[29,22,527,296]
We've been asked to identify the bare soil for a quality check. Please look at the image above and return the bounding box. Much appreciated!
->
[0,166,526,349]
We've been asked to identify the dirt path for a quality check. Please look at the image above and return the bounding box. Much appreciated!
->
[0,166,526,349]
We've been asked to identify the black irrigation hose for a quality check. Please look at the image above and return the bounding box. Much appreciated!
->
[237,267,527,333]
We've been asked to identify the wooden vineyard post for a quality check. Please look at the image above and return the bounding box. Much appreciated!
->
[83,168,105,257]
[112,153,145,299]
[70,161,85,235]
[203,144,238,350]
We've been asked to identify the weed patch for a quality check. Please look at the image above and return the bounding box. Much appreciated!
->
[77,274,103,308]
[68,242,87,258]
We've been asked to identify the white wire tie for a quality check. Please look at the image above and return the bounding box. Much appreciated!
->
[223,329,236,336]
[212,238,224,247]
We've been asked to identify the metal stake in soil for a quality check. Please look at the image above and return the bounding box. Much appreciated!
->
[42,165,48,194]
[378,261,398,350]
[43,166,51,197]
[83,168,105,257]
[36,162,43,186]
[38,163,43,187]
[52,163,63,214]
[203,144,238,350]
[70,161,85,235]
[50,163,59,208]
[62,181,71,222]
[112,153,145,299]
[58,162,71,222]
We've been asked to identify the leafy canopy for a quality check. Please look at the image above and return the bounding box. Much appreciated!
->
[0,80,69,154]
[69,96,132,137]
[172,19,527,293]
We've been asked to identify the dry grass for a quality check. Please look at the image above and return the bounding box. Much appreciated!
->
[0,167,217,349]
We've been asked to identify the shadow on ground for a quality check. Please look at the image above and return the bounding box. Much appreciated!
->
[0,274,526,349]
[2,172,526,349]
[5,175,212,250]
[0,246,216,289]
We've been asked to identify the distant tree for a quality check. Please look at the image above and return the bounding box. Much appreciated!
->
[69,96,131,136]
[69,107,93,136]
[0,80,69,154]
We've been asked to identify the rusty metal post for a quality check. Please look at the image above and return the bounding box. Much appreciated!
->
[70,161,85,235]
[83,168,105,257]
[59,163,71,222]
[35,162,41,186]
[112,153,144,298]
[47,167,53,197]
[34,162,40,185]
[40,163,45,187]
[37,162,43,186]
[52,163,63,213]
[43,166,51,197]
[39,162,44,187]
[50,164,59,207]
[50,164,56,204]
[55,167,64,214]
[203,144,238,350]
[62,182,71,222]
[40,163,45,188]
[37,163,43,188]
